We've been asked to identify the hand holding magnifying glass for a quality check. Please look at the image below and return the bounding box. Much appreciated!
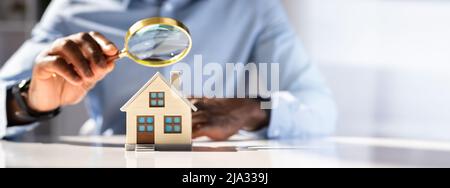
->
[107,17,192,67]
[24,17,191,115]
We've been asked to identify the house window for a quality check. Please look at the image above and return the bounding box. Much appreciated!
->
[137,116,154,133]
[164,116,182,134]
[149,92,164,107]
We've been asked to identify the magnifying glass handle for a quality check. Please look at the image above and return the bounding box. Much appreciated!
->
[106,50,126,62]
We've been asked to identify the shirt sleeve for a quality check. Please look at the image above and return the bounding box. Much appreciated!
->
[250,1,337,139]
[0,0,69,139]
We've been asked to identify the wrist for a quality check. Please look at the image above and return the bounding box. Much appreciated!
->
[11,79,60,122]
[243,99,271,132]
[25,89,57,113]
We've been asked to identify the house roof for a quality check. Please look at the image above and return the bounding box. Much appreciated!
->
[120,72,197,112]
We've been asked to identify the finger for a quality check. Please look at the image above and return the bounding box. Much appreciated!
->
[89,31,118,56]
[72,32,107,68]
[188,97,200,104]
[192,124,209,138]
[52,39,94,79]
[192,115,209,126]
[85,57,116,84]
[192,124,229,141]
[105,59,116,73]
[191,117,233,141]
[91,60,116,82]
[192,109,211,122]
[36,55,82,85]
[192,110,209,117]
[190,98,208,110]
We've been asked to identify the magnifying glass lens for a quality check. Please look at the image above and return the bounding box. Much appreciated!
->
[128,24,190,62]
[109,17,192,67]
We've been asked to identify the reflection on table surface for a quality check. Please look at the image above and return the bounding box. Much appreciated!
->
[2,135,450,167]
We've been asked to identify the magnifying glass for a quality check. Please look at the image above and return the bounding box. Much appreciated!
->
[107,17,192,67]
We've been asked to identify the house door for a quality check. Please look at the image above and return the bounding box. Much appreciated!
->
[136,116,155,144]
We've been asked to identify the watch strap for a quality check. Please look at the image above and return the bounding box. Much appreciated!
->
[12,79,60,121]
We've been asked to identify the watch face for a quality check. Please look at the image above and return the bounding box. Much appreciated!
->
[18,79,30,91]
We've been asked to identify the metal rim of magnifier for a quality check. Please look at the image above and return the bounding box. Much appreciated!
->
[122,17,192,67]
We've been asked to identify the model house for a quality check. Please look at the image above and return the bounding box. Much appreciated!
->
[120,71,197,151]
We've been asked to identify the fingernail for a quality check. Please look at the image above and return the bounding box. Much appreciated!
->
[106,44,116,51]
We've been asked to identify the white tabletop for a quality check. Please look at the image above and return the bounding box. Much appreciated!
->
[2,135,450,168]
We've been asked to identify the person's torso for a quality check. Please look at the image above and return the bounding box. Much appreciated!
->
[60,0,275,134]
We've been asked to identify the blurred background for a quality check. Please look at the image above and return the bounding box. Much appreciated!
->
[1,0,449,140]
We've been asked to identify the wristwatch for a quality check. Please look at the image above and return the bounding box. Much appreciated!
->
[11,79,60,122]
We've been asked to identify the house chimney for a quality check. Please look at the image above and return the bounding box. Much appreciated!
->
[170,71,182,91]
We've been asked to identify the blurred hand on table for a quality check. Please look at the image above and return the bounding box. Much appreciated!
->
[189,98,270,141]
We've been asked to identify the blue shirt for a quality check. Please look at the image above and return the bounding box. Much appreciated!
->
[0,0,337,139]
